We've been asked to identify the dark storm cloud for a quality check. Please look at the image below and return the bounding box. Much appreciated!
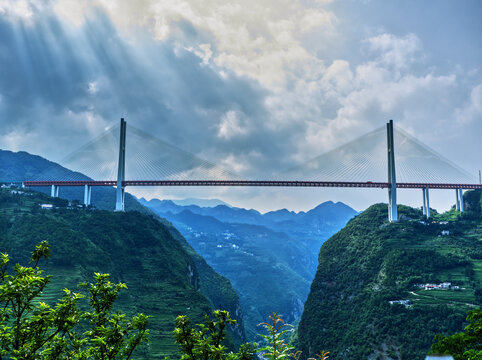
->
[0,8,303,177]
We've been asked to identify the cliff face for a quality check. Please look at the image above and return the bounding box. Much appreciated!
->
[296,191,482,360]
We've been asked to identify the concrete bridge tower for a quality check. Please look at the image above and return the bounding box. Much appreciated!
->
[115,118,126,211]
[387,120,398,222]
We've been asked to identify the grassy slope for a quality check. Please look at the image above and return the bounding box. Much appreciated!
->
[296,190,482,360]
[0,187,241,358]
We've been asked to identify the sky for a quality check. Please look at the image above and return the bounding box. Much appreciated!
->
[0,0,481,213]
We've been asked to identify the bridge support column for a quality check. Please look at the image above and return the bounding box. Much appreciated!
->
[422,189,427,216]
[458,188,464,212]
[115,118,126,212]
[84,185,92,206]
[455,189,460,211]
[50,185,59,198]
[387,120,398,222]
[423,188,430,218]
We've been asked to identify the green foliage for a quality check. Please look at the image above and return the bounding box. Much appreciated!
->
[0,243,149,359]
[296,198,482,359]
[173,310,256,360]
[0,187,244,357]
[81,273,150,359]
[164,214,312,340]
[257,313,299,360]
[172,311,329,360]
[431,308,482,360]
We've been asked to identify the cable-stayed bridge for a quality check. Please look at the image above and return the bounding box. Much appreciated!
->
[16,119,482,222]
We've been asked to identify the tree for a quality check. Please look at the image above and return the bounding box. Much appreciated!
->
[431,309,482,360]
[173,309,256,360]
[257,313,329,360]
[0,241,149,359]
[173,311,329,360]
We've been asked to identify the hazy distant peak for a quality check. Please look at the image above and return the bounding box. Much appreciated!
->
[172,198,231,207]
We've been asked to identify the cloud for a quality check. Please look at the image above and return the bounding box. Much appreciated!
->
[0,0,38,22]
[454,83,482,124]
[365,33,422,69]
[87,81,99,94]
[218,110,248,139]
[260,32,459,166]
[46,0,337,88]
[0,1,480,211]
[0,8,276,176]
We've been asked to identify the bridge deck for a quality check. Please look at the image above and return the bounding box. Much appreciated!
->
[21,180,482,190]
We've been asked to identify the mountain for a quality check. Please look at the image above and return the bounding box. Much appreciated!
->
[0,149,247,356]
[140,199,357,340]
[0,186,246,358]
[296,190,482,359]
[171,198,231,207]
[139,198,358,246]
[0,149,145,212]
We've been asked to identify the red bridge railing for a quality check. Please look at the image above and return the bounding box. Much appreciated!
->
[22,180,482,189]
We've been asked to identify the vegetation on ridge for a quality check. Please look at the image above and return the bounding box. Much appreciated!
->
[0,186,244,358]
[296,190,482,359]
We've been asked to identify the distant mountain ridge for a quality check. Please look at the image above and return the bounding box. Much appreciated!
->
[172,198,231,207]
[139,198,358,259]
[139,198,358,231]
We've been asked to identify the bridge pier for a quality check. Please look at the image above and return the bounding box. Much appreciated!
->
[115,118,126,212]
[387,120,398,222]
[455,189,460,211]
[423,188,430,218]
[423,189,427,216]
[84,185,92,206]
[50,185,59,198]
[458,188,464,212]
[455,188,464,212]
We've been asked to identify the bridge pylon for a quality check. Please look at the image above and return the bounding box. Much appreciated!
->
[387,119,398,222]
[115,118,126,211]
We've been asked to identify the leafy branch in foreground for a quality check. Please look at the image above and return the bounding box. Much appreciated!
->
[431,308,482,360]
[173,309,256,360]
[0,242,149,359]
[173,311,329,360]
[258,313,329,360]
[258,313,298,360]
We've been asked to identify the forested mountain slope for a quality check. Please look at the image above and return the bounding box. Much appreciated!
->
[0,187,245,358]
[0,149,144,212]
[296,190,482,360]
